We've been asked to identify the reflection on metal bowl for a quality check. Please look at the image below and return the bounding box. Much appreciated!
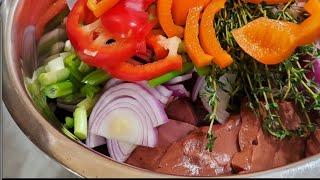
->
[2,0,320,178]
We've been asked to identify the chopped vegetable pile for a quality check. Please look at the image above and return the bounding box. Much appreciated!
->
[24,0,319,176]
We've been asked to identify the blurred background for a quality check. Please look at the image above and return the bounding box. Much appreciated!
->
[2,103,77,178]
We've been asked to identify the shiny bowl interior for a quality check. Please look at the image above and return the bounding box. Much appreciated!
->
[2,0,320,178]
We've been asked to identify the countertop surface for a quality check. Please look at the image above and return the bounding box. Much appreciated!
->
[3,103,78,178]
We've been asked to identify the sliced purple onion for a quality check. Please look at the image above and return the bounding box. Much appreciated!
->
[166,84,190,98]
[103,78,125,90]
[155,85,173,97]
[89,83,167,146]
[137,81,171,104]
[86,134,106,148]
[166,73,193,85]
[107,139,137,163]
[192,76,205,102]
[91,97,158,147]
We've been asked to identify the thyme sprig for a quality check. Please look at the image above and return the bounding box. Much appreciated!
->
[204,0,319,146]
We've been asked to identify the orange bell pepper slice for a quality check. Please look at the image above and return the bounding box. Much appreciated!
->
[295,0,320,45]
[146,30,169,59]
[232,17,298,65]
[87,0,120,17]
[200,0,233,69]
[157,0,184,38]
[36,0,67,41]
[185,6,213,67]
[172,0,211,26]
[244,0,289,4]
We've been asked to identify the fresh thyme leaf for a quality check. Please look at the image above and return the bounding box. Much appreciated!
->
[206,132,217,152]
[204,0,319,141]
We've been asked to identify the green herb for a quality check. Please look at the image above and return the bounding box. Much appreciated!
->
[204,0,319,144]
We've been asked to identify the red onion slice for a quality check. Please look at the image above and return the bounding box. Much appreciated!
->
[86,134,106,148]
[156,85,173,97]
[103,78,125,90]
[166,84,190,98]
[91,97,158,147]
[107,139,137,162]
[137,81,171,104]
[192,76,205,101]
[90,83,168,127]
[166,73,193,85]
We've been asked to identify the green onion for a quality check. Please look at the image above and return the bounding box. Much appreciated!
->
[44,8,69,34]
[57,92,85,105]
[41,54,60,66]
[196,66,211,76]
[82,69,110,86]
[44,81,75,99]
[64,116,74,129]
[38,68,70,86]
[64,40,74,52]
[78,61,93,74]
[46,56,65,72]
[60,52,71,59]
[148,62,194,87]
[64,54,83,81]
[73,106,87,140]
[80,84,101,98]
[77,96,99,114]
[37,28,67,57]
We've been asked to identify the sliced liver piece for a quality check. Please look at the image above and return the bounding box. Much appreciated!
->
[250,129,280,172]
[278,101,303,130]
[126,146,168,170]
[239,103,260,151]
[158,119,197,146]
[273,137,306,168]
[126,120,196,170]
[231,147,253,172]
[306,129,320,157]
[156,116,241,176]
[165,98,198,125]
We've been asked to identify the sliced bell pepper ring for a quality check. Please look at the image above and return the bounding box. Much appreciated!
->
[36,0,67,40]
[106,36,183,81]
[185,6,213,68]
[295,0,320,45]
[66,0,141,69]
[157,0,184,38]
[87,0,120,17]
[172,0,211,26]
[146,31,169,59]
[107,55,183,81]
[101,0,156,39]
[200,0,233,69]
[232,17,298,65]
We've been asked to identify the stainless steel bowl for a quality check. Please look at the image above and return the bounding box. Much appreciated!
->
[2,0,320,178]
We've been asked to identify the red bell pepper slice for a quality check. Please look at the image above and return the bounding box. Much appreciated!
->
[146,30,169,59]
[106,36,183,81]
[100,0,155,40]
[66,0,146,69]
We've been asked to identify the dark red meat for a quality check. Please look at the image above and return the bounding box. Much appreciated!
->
[156,116,241,176]
[165,98,198,126]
